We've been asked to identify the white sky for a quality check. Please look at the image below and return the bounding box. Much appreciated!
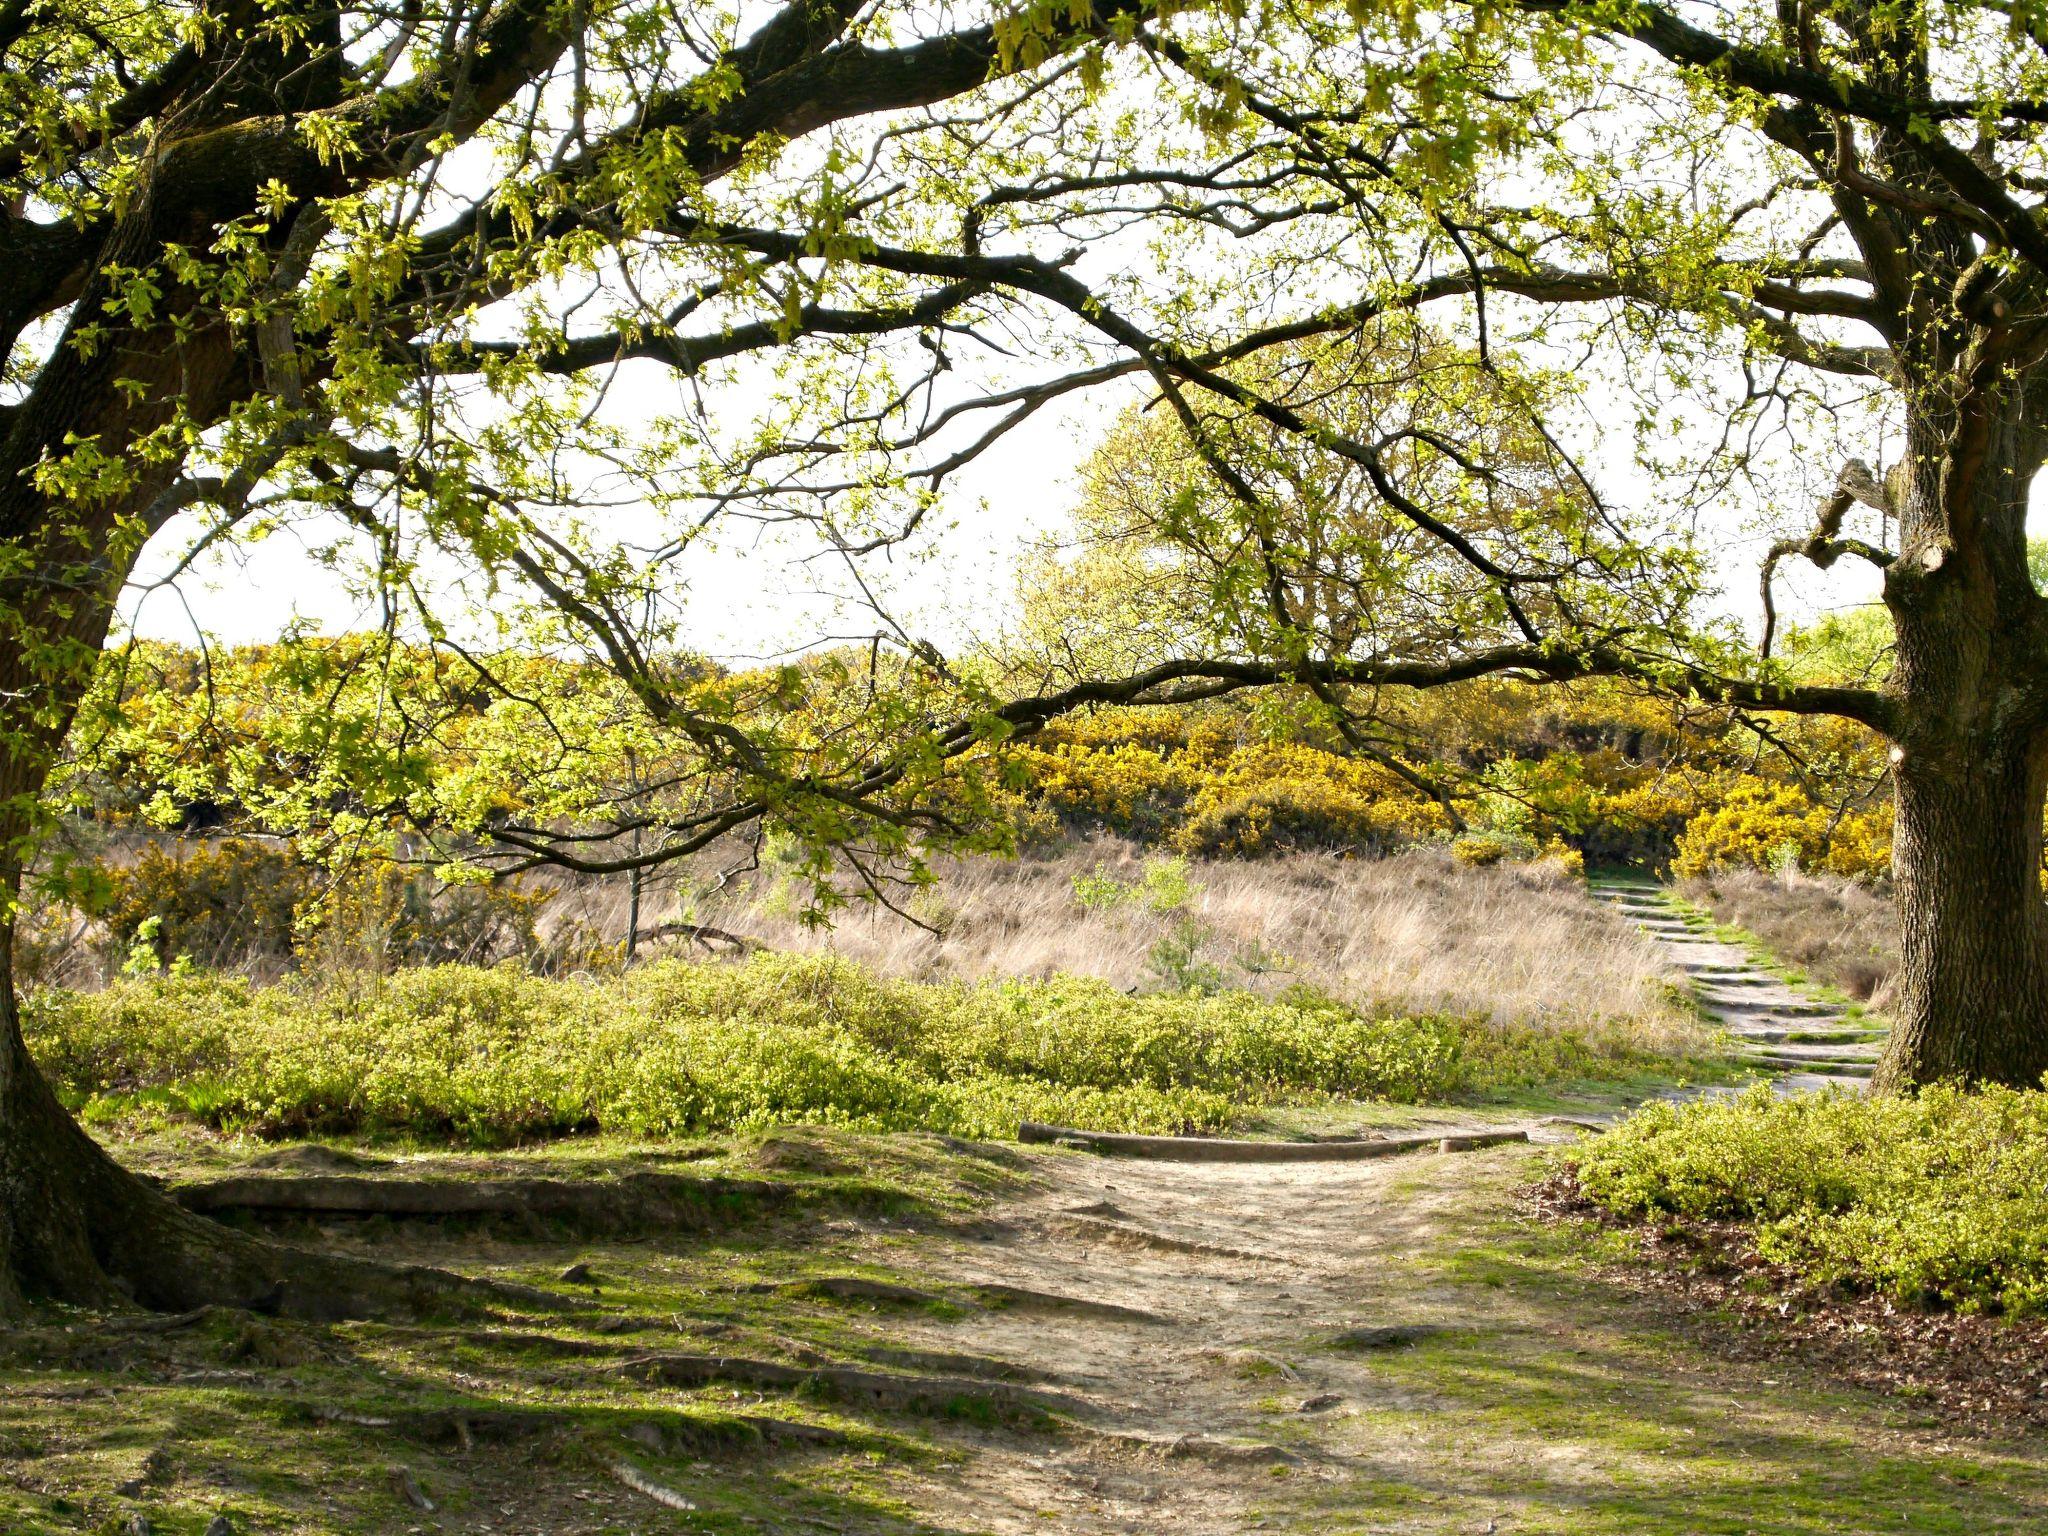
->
[120,379,1909,663]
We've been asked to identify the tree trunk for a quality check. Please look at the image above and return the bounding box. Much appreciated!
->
[1875,736,2048,1090]
[1873,386,2048,1091]
[0,909,485,1317]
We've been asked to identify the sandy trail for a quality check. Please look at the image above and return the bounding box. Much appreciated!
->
[849,1138,1550,1534]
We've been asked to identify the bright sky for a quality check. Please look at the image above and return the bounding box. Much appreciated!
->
[122,374,1909,665]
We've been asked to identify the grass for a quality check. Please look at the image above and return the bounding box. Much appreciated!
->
[1564,1083,2048,1316]
[678,840,1705,1046]
[1677,867,1896,1005]
[0,1128,1003,1536]
[23,950,1708,1147]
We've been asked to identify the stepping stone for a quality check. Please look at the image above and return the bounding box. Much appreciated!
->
[1595,876,1892,1092]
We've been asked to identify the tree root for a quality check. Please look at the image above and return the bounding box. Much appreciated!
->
[301,1400,849,1451]
[854,1344,1056,1383]
[751,1274,956,1308]
[171,1170,789,1238]
[1080,1427,1305,1466]
[613,1461,695,1510]
[1019,1122,1530,1161]
[0,1045,564,1322]
[619,1351,1090,1417]
[970,1282,1175,1326]
[1329,1323,1446,1350]
[1049,1213,1280,1263]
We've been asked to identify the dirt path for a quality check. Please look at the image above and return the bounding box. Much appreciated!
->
[16,1123,2048,1533]
[874,1141,1494,1533]
[1587,874,1885,1090]
[820,1135,2048,1535]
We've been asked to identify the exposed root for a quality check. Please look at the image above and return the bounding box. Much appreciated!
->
[243,1145,392,1173]
[619,1351,1090,1417]
[1329,1323,1446,1350]
[1081,1427,1305,1466]
[171,1170,788,1236]
[1048,1213,1281,1264]
[0,1038,569,1322]
[388,1465,435,1512]
[856,1344,1056,1382]
[1021,1121,1526,1162]
[971,1282,1175,1326]
[1436,1131,1532,1152]
[754,1274,960,1309]
[303,1399,848,1452]
[613,1461,696,1510]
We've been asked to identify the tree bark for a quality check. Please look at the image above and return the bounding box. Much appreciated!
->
[0,903,497,1316]
[1876,736,2048,1089]
[1873,385,2048,1090]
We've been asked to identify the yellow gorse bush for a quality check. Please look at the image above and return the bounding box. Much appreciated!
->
[1671,782,1893,881]
[1005,722,1451,857]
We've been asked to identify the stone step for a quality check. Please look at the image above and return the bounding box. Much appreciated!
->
[1727,1026,1884,1046]
[1750,1053,1874,1077]
[1698,990,1836,1015]
[1741,1039,1883,1061]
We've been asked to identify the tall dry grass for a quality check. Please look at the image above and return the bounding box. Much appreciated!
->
[1678,868,1896,1004]
[667,840,1701,1049]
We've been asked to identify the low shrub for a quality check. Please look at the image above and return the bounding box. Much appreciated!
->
[25,954,1528,1144]
[1567,1084,2048,1316]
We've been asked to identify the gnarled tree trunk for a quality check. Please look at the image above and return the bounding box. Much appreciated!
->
[1877,735,2048,1089]
[0,852,487,1316]
[1872,397,2048,1090]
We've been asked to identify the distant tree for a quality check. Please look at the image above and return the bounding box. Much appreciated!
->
[726,0,2048,1096]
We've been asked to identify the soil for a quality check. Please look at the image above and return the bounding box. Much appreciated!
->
[8,1127,2048,1533]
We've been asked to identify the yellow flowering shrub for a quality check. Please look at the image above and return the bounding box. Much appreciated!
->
[1672,782,1892,881]
[1004,741,1195,831]
[1172,742,1448,857]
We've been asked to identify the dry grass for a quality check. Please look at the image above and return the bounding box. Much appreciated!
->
[1677,867,1897,1004]
[668,839,1701,1049]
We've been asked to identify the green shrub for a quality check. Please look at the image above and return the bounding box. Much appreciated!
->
[17,953,1653,1146]
[1567,1084,2048,1316]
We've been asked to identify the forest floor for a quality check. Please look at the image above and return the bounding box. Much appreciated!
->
[7,1113,2048,1536]
[6,884,2045,1535]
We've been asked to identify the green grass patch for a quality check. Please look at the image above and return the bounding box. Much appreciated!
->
[1567,1083,2048,1316]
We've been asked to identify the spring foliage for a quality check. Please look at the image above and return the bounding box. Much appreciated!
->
[28,954,1671,1144]
[1571,1087,2048,1317]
